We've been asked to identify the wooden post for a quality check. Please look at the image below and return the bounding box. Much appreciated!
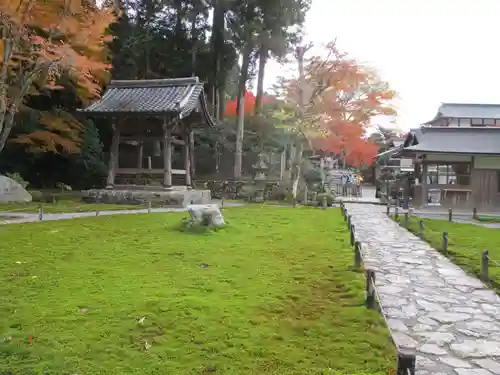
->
[448,208,453,222]
[481,250,489,281]
[38,204,44,221]
[419,219,424,238]
[421,160,428,207]
[394,206,399,219]
[397,351,416,375]
[304,184,308,204]
[106,123,120,189]
[404,212,409,227]
[279,149,286,181]
[442,232,448,253]
[350,224,355,246]
[473,207,478,220]
[386,204,390,216]
[184,127,192,188]
[321,196,327,209]
[162,120,173,189]
[365,269,376,309]
[148,200,152,213]
[189,128,195,179]
[347,215,351,229]
[354,241,362,269]
[137,141,143,169]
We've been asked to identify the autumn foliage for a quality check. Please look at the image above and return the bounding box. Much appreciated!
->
[225,89,273,117]
[0,0,115,153]
[280,42,397,167]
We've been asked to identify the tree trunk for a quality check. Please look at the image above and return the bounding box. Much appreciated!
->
[290,143,304,202]
[254,42,268,115]
[233,43,252,180]
[0,110,15,154]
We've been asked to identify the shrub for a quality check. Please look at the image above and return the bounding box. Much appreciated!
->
[316,192,335,206]
[5,172,29,189]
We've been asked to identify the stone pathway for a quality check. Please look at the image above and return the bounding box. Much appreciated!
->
[0,202,245,225]
[345,203,500,375]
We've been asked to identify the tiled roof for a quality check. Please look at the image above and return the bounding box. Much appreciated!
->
[427,103,500,122]
[79,77,215,126]
[401,127,500,155]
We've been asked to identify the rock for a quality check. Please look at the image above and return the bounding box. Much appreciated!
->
[474,359,500,374]
[419,343,448,355]
[0,175,31,203]
[439,356,472,368]
[451,340,500,358]
[187,204,225,227]
[427,312,471,323]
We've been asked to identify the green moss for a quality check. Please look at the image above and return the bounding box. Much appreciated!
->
[0,206,395,374]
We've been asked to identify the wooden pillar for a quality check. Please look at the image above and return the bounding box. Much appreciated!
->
[162,120,172,189]
[106,123,120,189]
[189,129,195,179]
[184,127,192,188]
[136,141,143,169]
[421,159,428,207]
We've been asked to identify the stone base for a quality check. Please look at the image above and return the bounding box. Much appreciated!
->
[82,186,211,207]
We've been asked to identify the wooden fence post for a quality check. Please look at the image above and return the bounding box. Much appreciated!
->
[404,212,409,227]
[481,250,489,281]
[419,219,424,238]
[386,205,390,216]
[397,351,416,375]
[394,206,399,219]
[347,215,351,229]
[148,200,152,213]
[38,204,44,221]
[365,269,376,309]
[354,241,362,269]
[448,208,452,222]
[322,196,327,210]
[442,232,448,253]
[473,207,478,220]
[350,224,355,246]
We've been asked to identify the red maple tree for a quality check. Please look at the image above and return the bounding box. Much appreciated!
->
[225,90,273,117]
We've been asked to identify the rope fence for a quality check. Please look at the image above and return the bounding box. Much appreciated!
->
[386,205,500,286]
[340,202,416,375]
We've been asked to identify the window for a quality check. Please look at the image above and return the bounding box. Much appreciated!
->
[471,118,485,126]
[458,118,471,127]
[484,119,496,126]
[427,163,471,185]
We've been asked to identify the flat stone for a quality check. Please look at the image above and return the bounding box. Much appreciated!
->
[416,332,455,345]
[393,332,418,349]
[399,256,424,264]
[378,285,404,294]
[428,312,471,323]
[387,319,408,332]
[454,369,494,375]
[451,307,481,314]
[474,359,500,374]
[451,340,500,358]
[419,343,448,355]
[447,277,485,289]
[417,299,446,312]
[386,308,406,318]
[457,329,487,338]
[440,356,472,368]
[418,316,440,326]
[464,320,500,333]
[402,304,419,317]
[481,304,500,317]
[413,324,433,332]
[471,290,498,303]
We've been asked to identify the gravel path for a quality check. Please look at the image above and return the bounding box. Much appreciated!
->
[345,203,500,375]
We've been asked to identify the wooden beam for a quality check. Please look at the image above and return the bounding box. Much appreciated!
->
[116,168,186,175]
[184,127,192,187]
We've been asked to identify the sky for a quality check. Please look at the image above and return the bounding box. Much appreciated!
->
[264,0,500,131]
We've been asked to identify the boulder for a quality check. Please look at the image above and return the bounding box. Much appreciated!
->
[187,204,225,227]
[0,175,32,203]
